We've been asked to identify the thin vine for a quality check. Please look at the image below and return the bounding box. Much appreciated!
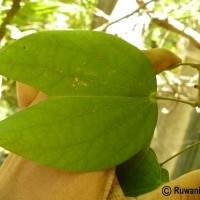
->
[160,140,200,167]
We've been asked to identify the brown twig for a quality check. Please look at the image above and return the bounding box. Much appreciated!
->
[0,0,21,46]
[95,0,154,31]
[135,0,200,49]
[151,18,200,49]
[91,0,118,29]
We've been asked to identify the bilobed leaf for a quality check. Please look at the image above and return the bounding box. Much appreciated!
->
[116,148,169,197]
[0,31,157,171]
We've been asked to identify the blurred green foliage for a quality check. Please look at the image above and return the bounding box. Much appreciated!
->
[1,0,97,44]
[144,0,200,50]
[0,78,17,120]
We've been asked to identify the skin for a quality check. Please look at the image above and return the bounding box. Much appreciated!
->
[143,48,182,74]
[0,48,199,200]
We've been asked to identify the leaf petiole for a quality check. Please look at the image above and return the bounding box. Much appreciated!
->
[160,140,200,167]
[171,62,200,69]
[156,96,197,107]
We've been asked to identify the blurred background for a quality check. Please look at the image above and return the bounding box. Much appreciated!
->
[0,0,200,179]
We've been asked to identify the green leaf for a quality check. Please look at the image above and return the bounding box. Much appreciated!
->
[0,96,156,171]
[161,168,169,183]
[116,148,169,197]
[0,31,156,97]
[0,31,157,171]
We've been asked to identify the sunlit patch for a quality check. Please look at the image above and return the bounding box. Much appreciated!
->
[195,106,200,113]
[161,107,170,114]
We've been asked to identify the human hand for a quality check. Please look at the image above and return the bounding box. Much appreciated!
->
[1,48,199,200]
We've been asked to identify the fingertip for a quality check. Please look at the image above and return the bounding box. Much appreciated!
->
[142,48,182,74]
[16,82,39,109]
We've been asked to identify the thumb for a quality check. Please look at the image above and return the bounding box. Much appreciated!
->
[142,48,182,74]
[16,82,48,109]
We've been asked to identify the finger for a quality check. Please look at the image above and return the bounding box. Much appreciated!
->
[30,91,48,106]
[142,48,182,74]
[16,82,39,109]
[0,153,116,200]
[16,82,48,109]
